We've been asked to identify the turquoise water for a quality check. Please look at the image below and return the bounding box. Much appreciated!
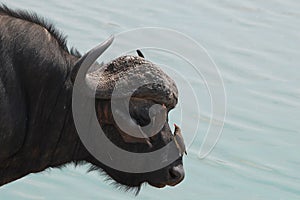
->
[1,0,300,199]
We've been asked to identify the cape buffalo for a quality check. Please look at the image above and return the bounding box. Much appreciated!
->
[0,5,185,192]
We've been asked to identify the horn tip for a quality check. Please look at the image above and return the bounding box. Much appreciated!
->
[106,35,114,45]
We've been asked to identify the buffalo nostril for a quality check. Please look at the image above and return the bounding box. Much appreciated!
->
[169,165,185,181]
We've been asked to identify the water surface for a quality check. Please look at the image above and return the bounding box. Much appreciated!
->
[0,0,299,199]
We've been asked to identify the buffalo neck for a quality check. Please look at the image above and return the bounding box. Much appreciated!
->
[0,11,91,186]
[0,51,90,186]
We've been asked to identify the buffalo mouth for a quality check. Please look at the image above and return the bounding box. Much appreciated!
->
[149,183,167,188]
[148,179,182,188]
[148,163,185,188]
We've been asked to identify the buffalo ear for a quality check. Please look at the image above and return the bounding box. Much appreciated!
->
[136,49,144,58]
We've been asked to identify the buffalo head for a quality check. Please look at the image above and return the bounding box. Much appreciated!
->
[71,36,186,191]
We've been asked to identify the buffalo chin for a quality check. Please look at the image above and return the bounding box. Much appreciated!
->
[148,182,166,188]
